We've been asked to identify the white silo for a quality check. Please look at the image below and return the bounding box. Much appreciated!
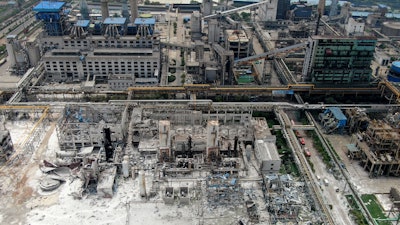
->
[6,35,20,67]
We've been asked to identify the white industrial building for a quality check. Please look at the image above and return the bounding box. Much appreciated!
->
[254,138,281,174]
[345,17,365,36]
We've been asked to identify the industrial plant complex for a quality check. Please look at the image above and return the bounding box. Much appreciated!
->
[0,0,400,224]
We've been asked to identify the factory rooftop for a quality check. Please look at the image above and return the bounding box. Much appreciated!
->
[33,1,65,12]
[104,17,127,25]
[75,20,90,27]
[134,18,156,25]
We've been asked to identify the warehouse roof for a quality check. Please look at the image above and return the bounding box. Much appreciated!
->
[327,107,347,121]
[104,17,126,25]
[134,18,156,25]
[75,20,90,27]
[33,1,65,12]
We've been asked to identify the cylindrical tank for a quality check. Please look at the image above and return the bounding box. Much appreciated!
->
[6,35,21,67]
[138,170,146,198]
[15,50,27,67]
[381,22,400,37]
[122,155,130,178]
[391,61,400,74]
[388,61,400,82]
[27,42,40,67]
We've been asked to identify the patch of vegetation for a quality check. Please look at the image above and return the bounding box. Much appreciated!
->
[240,12,251,22]
[274,130,299,177]
[173,22,177,35]
[326,139,340,160]
[251,111,299,176]
[0,44,6,53]
[308,130,333,169]
[168,74,176,83]
[361,194,390,225]
[229,13,241,21]
[346,195,368,225]
[181,73,186,85]
[306,158,315,172]
[181,55,185,66]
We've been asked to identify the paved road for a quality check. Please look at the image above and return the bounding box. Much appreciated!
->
[288,111,354,225]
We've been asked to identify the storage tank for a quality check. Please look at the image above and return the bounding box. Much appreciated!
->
[27,41,40,67]
[388,61,400,82]
[15,49,27,67]
[381,22,400,37]
[6,35,21,67]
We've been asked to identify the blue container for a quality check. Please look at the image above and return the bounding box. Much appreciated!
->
[388,74,400,82]
[391,61,400,74]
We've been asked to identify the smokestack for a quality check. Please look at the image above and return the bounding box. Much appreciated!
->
[317,0,325,16]
[80,0,89,20]
[101,0,109,21]
[130,0,138,22]
[329,0,338,18]
[122,0,130,20]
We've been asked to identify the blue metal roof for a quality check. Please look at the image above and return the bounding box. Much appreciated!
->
[351,11,371,17]
[393,61,400,68]
[134,18,156,25]
[33,1,65,12]
[233,0,259,4]
[104,17,127,25]
[75,20,90,27]
[351,11,400,19]
[327,107,347,122]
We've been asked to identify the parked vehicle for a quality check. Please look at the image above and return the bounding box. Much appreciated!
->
[299,137,305,145]
[303,147,311,157]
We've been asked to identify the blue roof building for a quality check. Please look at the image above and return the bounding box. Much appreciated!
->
[134,18,156,25]
[33,1,65,13]
[104,17,127,25]
[33,1,67,36]
[75,20,90,27]
[326,107,347,126]
[319,107,347,134]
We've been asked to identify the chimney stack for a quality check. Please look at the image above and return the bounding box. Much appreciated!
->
[101,0,109,21]
[130,0,138,22]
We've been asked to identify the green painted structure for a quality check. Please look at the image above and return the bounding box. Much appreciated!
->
[302,36,377,85]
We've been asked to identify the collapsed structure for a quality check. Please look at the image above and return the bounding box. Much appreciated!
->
[36,102,324,224]
[0,128,14,163]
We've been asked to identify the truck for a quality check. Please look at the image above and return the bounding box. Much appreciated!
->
[323,178,329,186]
